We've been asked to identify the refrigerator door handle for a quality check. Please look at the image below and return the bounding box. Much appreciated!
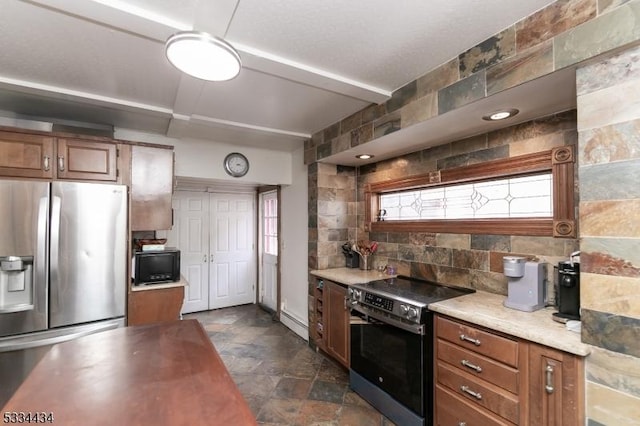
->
[0,320,122,353]
[36,196,49,315]
[50,196,61,312]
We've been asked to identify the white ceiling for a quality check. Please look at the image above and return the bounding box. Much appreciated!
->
[0,0,567,156]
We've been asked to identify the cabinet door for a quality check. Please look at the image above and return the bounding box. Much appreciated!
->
[0,131,54,178]
[325,281,349,368]
[56,138,117,181]
[131,145,174,231]
[528,343,584,426]
[127,286,184,326]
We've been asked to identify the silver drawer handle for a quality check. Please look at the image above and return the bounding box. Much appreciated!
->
[458,423,467,426]
[43,156,50,171]
[461,359,482,373]
[58,156,65,171]
[461,385,482,400]
[460,334,481,346]
[545,364,555,394]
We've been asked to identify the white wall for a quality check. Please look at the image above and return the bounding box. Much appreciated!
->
[279,146,309,339]
[117,127,309,338]
[115,129,292,185]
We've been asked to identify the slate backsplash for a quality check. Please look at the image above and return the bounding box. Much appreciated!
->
[308,110,579,299]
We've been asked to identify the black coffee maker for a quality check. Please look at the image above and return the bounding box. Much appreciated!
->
[553,251,580,322]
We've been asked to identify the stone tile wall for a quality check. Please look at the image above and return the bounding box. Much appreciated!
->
[577,45,640,425]
[304,0,640,165]
[357,111,579,298]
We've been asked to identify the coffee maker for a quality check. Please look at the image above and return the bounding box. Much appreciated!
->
[503,256,546,312]
[553,251,580,322]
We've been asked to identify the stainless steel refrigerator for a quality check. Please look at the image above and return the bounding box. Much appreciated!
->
[0,180,127,406]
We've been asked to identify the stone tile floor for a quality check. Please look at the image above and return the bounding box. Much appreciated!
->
[185,304,395,426]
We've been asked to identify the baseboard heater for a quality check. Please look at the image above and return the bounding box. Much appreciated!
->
[280,309,308,341]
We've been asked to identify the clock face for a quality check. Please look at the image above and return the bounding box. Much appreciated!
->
[224,152,249,177]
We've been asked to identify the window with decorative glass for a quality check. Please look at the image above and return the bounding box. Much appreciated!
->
[365,147,576,237]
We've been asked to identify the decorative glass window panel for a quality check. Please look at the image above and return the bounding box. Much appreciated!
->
[379,173,553,220]
[262,194,278,255]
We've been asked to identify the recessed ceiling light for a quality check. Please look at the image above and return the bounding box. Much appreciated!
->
[165,31,241,81]
[356,154,374,159]
[482,108,519,121]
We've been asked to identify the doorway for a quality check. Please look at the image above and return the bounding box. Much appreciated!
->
[258,189,279,314]
[164,190,257,313]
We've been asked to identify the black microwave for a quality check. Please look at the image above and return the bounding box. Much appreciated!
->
[133,248,180,285]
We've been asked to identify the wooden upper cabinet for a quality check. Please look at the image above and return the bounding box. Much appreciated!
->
[0,131,55,178]
[130,145,174,231]
[56,138,117,181]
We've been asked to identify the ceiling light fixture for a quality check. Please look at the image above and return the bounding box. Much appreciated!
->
[356,154,374,160]
[482,108,519,121]
[165,31,241,81]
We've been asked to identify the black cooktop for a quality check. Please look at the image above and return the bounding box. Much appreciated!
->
[354,275,475,306]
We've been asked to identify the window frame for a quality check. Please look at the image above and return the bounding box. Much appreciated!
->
[364,146,576,237]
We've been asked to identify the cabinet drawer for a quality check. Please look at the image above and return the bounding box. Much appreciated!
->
[437,361,519,424]
[435,384,515,426]
[436,316,519,367]
[437,338,519,394]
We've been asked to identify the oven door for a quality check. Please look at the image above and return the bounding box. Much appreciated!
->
[349,307,430,417]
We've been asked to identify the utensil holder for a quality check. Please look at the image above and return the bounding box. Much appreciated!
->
[359,254,371,270]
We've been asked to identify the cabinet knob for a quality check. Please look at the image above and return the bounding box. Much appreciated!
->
[461,359,482,373]
[545,364,555,394]
[460,385,482,400]
[460,334,481,346]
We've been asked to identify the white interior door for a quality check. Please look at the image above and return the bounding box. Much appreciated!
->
[163,191,209,314]
[209,193,256,309]
[259,191,278,312]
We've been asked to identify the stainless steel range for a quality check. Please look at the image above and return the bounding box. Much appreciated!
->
[347,276,474,426]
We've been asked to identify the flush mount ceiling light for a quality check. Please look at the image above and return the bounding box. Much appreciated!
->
[165,31,241,81]
[482,108,519,121]
[356,154,374,160]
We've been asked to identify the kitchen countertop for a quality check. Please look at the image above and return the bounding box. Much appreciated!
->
[429,292,590,356]
[310,267,395,285]
[130,274,189,292]
[311,267,591,357]
[1,319,256,425]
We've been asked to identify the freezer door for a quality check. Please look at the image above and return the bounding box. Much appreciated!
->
[50,182,127,328]
[0,181,49,337]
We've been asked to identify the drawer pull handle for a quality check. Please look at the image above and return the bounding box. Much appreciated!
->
[58,156,65,172]
[43,156,50,171]
[458,423,467,426]
[461,359,482,373]
[545,364,555,394]
[461,385,482,400]
[460,334,481,346]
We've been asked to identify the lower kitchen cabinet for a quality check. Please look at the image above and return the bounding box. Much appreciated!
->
[434,314,584,426]
[324,280,349,368]
[528,342,585,426]
[312,278,349,368]
[127,285,184,326]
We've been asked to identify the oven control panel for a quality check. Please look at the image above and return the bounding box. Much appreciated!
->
[364,293,394,312]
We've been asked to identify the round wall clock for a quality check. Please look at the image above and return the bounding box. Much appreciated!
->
[223,152,249,177]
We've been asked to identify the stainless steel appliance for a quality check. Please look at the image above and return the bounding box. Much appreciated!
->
[347,276,474,426]
[0,180,127,406]
[553,252,580,322]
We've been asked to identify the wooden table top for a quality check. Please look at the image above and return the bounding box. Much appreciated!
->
[2,320,256,426]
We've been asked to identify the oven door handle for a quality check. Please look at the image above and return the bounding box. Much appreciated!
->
[350,304,425,335]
